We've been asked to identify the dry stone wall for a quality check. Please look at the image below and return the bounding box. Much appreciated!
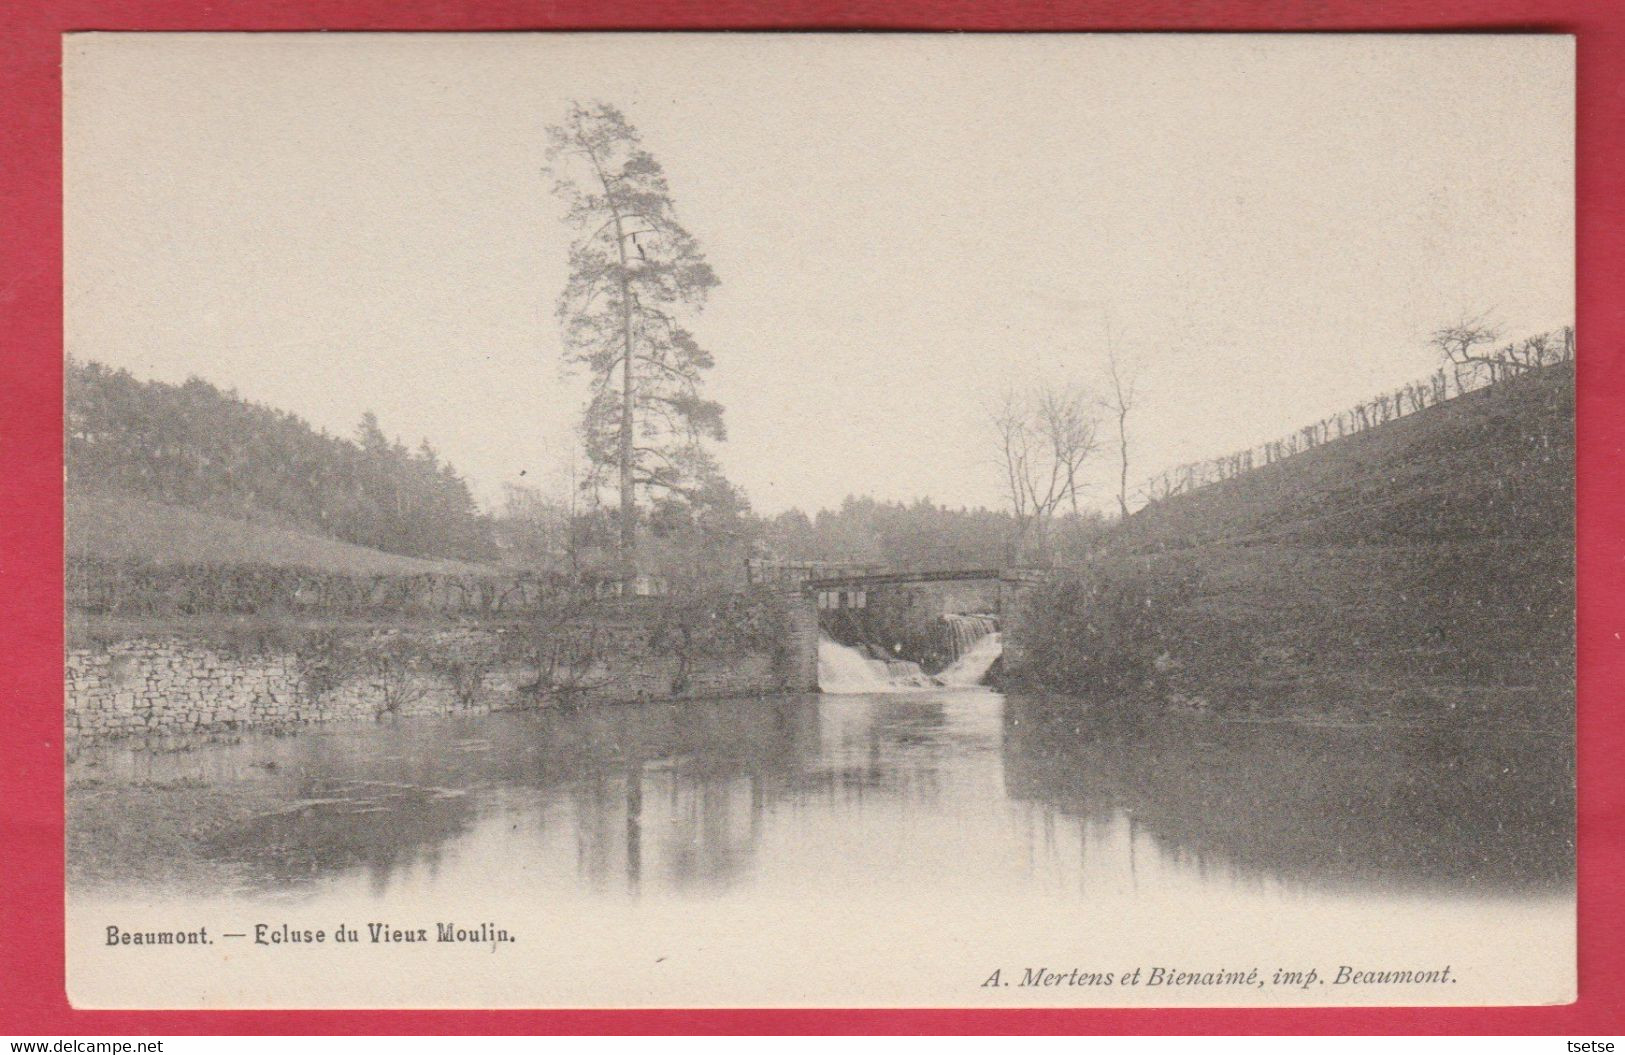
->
[65,630,521,743]
[68,602,813,745]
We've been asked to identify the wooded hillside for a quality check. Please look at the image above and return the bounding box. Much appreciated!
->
[67,360,496,562]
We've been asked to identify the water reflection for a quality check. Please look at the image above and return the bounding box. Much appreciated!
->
[1001,696,1574,894]
[69,689,1572,903]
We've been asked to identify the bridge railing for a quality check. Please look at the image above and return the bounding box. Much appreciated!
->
[802,568,1015,590]
[743,558,884,586]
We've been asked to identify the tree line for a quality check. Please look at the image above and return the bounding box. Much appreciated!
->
[760,496,1035,570]
[67,358,497,562]
[493,482,1054,584]
[66,353,1034,583]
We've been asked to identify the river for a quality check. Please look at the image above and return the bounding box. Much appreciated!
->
[66,687,1574,1008]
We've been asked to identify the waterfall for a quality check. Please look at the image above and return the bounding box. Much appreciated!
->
[938,631,1003,686]
[937,613,1002,687]
[942,613,999,660]
[818,614,1003,694]
[816,636,939,694]
[817,635,899,694]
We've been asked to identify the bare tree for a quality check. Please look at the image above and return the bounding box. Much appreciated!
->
[992,382,1099,565]
[1429,312,1505,387]
[1101,343,1140,520]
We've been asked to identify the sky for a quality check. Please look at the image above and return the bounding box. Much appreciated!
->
[64,33,1574,516]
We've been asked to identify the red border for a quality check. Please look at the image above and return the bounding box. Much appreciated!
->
[2,0,1620,1036]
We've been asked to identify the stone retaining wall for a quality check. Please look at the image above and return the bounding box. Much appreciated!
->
[65,630,523,742]
[68,603,814,744]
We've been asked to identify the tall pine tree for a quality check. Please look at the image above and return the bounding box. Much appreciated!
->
[545,102,724,578]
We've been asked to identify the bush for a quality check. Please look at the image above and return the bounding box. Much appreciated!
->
[646,588,790,695]
[1012,559,1200,697]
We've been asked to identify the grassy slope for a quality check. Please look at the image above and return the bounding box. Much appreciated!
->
[1112,365,1574,720]
[1128,363,1573,549]
[68,490,499,577]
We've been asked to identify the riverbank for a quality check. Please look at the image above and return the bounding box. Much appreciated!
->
[1002,363,1573,726]
[1004,540,1571,728]
[66,589,816,745]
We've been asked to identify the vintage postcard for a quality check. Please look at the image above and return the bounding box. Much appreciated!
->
[62,32,1575,1008]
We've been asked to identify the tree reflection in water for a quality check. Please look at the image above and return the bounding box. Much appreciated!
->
[1000,695,1573,895]
[72,690,1572,902]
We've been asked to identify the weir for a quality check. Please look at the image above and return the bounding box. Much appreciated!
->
[938,629,1003,687]
[943,613,998,660]
[781,567,1046,695]
[816,614,1003,694]
[816,636,908,694]
[816,631,1000,693]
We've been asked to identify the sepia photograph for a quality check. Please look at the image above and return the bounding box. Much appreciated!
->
[60,32,1575,1009]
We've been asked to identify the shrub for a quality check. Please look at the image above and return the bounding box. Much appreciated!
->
[646,588,790,695]
[1012,559,1200,697]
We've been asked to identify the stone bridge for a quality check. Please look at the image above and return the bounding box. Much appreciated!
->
[773,567,1050,690]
